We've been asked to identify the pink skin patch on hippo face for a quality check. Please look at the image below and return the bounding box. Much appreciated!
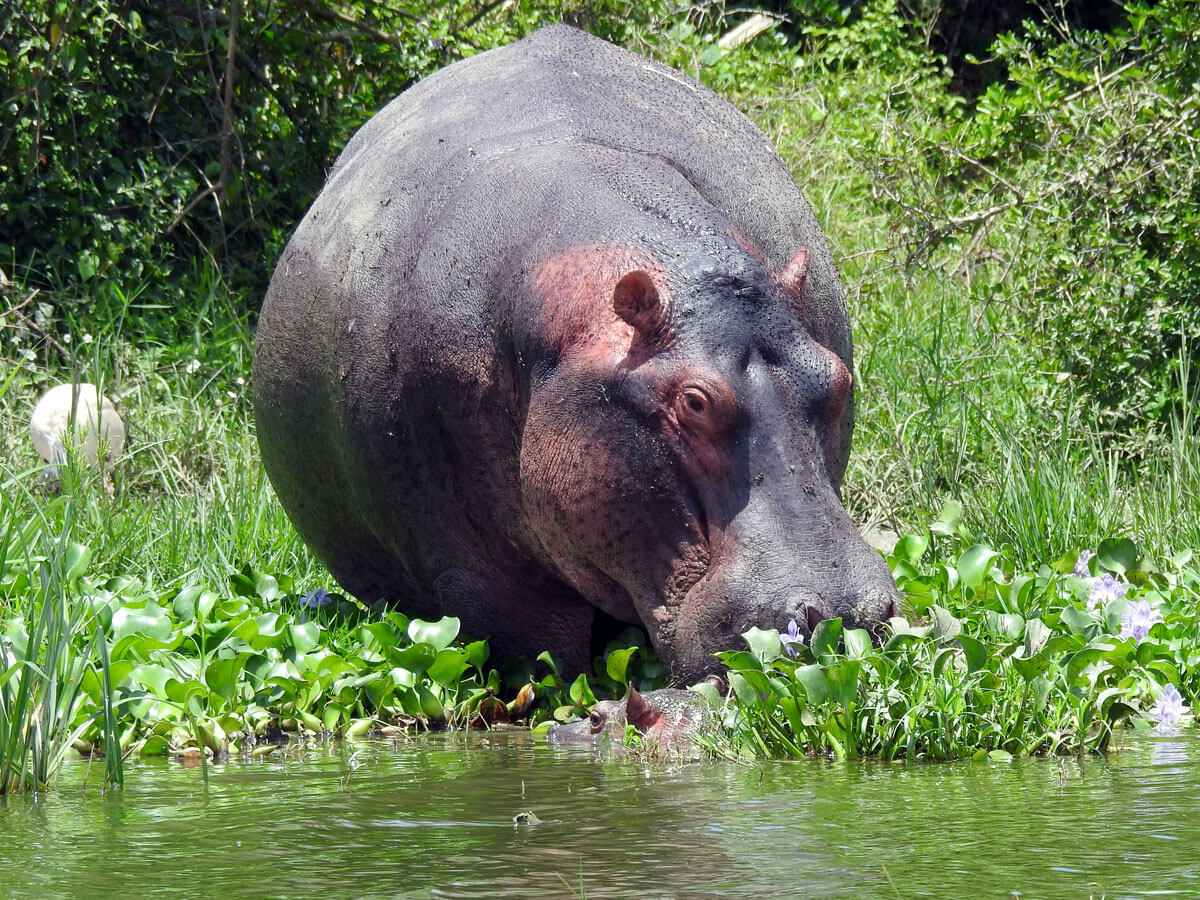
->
[531,245,668,366]
[817,343,852,467]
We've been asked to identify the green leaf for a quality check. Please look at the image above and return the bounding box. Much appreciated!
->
[717,650,765,672]
[63,542,91,581]
[733,668,773,703]
[984,611,1026,641]
[389,643,438,674]
[810,618,843,663]
[361,622,401,654]
[727,671,765,706]
[929,605,962,641]
[1060,605,1096,635]
[464,640,490,671]
[427,648,469,687]
[287,622,320,655]
[139,735,170,756]
[1030,675,1052,711]
[742,626,785,662]
[1098,538,1138,575]
[604,646,638,685]
[130,663,176,697]
[568,673,597,707]
[165,679,209,718]
[827,660,862,707]
[205,657,246,702]
[843,628,872,659]
[172,586,204,620]
[1012,653,1051,682]
[931,500,964,537]
[112,602,172,643]
[893,533,929,564]
[407,617,460,650]
[1023,617,1051,657]
[77,249,98,281]
[957,544,1000,591]
[793,665,830,704]
[957,635,988,673]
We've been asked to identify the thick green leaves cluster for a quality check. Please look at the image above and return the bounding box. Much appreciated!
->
[714,507,1200,761]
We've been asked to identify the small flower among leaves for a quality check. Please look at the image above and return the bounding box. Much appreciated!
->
[1120,598,1162,643]
[780,619,805,658]
[1088,573,1128,611]
[1150,684,1189,735]
[300,587,333,609]
[1073,550,1094,579]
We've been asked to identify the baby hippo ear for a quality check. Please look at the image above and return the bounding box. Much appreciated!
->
[624,684,663,734]
[614,270,669,342]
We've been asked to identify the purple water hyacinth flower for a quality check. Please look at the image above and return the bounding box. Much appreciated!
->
[300,587,333,609]
[1073,550,1094,579]
[1151,684,1188,734]
[781,619,805,658]
[1119,598,1161,643]
[1087,573,1128,611]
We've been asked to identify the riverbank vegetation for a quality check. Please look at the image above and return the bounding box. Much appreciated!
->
[2,0,1197,787]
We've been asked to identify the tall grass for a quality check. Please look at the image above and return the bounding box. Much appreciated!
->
[0,501,121,793]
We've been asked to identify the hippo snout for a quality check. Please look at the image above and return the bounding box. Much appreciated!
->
[667,538,901,683]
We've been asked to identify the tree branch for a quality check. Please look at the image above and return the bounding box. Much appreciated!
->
[278,0,415,52]
[217,0,240,209]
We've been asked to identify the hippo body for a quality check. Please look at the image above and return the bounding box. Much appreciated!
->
[254,25,898,683]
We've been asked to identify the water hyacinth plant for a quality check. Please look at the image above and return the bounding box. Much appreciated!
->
[1150,684,1189,735]
[705,509,1200,761]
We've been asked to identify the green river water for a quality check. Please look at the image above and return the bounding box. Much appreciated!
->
[1,730,1197,899]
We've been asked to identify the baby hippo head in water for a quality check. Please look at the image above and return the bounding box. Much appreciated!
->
[547,682,720,755]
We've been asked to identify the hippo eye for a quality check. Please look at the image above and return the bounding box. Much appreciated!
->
[673,381,735,435]
[588,711,605,733]
[675,387,711,424]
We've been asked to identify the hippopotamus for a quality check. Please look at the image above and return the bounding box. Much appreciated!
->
[547,685,718,755]
[253,24,900,684]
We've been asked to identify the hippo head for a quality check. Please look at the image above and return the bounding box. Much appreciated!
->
[546,684,715,753]
[520,235,901,684]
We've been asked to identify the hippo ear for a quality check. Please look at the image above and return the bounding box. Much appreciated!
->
[625,684,663,733]
[613,270,668,341]
[779,248,810,297]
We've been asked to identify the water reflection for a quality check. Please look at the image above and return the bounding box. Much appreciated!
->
[1,732,1199,898]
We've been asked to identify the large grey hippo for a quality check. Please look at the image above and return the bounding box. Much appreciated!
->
[253,25,899,683]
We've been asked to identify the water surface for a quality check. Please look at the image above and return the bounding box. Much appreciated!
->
[1,731,1197,898]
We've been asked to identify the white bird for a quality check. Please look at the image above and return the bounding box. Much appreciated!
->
[29,383,126,474]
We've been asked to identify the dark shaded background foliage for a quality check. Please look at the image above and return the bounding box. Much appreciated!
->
[0,0,644,298]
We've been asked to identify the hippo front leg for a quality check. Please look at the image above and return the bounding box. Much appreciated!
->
[431,567,599,675]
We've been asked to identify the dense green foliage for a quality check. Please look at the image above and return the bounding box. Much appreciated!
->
[885,0,1200,432]
[0,0,648,295]
[2,0,1200,785]
[0,493,662,775]
[4,491,1196,771]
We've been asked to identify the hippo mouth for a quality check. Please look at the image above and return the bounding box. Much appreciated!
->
[657,548,901,684]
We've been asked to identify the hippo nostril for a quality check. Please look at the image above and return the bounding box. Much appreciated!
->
[804,603,823,633]
[888,597,903,619]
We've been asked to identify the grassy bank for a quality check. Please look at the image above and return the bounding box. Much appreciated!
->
[2,1,1198,786]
